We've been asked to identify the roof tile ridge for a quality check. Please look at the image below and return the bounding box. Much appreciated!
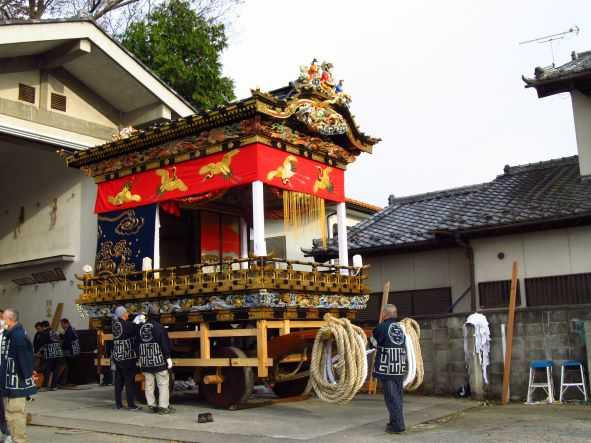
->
[502,155,579,175]
[390,183,487,205]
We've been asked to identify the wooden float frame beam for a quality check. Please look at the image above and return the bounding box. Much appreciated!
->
[96,319,327,377]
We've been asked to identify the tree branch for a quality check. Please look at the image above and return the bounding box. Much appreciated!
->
[92,0,139,20]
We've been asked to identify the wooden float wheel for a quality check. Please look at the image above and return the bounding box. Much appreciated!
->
[272,362,310,398]
[200,347,254,409]
[268,332,314,398]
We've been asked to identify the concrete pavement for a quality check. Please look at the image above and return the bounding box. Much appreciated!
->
[27,385,476,442]
[25,386,591,442]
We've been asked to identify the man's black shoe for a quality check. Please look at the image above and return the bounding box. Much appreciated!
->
[385,424,405,434]
[150,406,159,413]
[197,412,213,423]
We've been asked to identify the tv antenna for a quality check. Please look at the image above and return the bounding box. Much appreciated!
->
[519,26,580,66]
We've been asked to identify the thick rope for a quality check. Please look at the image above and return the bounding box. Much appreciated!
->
[400,318,424,391]
[401,323,416,388]
[305,314,368,404]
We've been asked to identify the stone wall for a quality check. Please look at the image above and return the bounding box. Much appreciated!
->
[415,305,590,400]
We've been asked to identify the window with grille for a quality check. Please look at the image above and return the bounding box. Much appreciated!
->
[18,84,35,104]
[50,93,67,112]
[525,273,591,306]
[357,287,452,323]
[478,279,521,308]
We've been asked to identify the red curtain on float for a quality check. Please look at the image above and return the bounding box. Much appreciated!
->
[200,211,240,263]
[221,215,240,260]
[95,143,345,213]
[200,211,220,263]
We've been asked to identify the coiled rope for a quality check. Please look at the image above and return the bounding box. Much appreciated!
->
[305,314,368,404]
[306,315,424,403]
[400,317,423,391]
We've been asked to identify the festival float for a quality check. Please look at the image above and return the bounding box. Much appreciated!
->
[62,60,380,408]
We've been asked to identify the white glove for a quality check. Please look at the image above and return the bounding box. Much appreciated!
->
[133,314,146,325]
[167,358,173,369]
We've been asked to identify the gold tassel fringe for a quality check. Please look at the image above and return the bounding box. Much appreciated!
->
[283,191,327,248]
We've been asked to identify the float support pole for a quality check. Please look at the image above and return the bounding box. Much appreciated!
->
[252,181,267,257]
[240,217,249,269]
[337,201,349,273]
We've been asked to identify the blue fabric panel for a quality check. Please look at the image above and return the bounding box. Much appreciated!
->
[95,204,157,275]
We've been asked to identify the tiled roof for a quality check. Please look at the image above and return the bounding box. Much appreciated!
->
[310,156,591,255]
[525,51,591,83]
[523,50,591,97]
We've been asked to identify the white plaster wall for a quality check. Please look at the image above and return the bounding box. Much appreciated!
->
[265,218,320,261]
[0,70,118,129]
[364,247,471,312]
[0,152,97,332]
[0,146,83,263]
[0,264,81,334]
[571,91,591,177]
[472,226,591,307]
[0,70,40,104]
[0,113,106,147]
[47,73,117,127]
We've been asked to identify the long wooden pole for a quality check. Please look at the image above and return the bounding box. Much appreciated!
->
[51,302,64,330]
[379,280,391,322]
[501,261,518,405]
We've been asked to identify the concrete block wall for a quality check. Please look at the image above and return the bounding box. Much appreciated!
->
[415,306,590,400]
[418,316,467,395]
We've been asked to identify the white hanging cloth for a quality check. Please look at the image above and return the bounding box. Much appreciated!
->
[463,312,491,384]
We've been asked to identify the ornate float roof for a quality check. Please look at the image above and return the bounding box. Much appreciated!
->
[63,61,380,175]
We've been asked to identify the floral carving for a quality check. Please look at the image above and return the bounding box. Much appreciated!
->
[87,118,260,177]
[259,121,355,163]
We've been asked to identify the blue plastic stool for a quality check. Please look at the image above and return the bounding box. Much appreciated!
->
[559,360,588,402]
[527,360,555,404]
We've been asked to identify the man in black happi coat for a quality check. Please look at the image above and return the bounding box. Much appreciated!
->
[112,306,140,410]
[38,323,64,390]
[371,304,408,434]
[60,318,80,385]
[137,304,174,414]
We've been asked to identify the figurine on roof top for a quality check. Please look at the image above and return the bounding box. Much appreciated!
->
[320,62,335,93]
[297,59,349,103]
[307,58,320,83]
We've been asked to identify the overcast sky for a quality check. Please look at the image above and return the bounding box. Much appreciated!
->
[222,0,587,206]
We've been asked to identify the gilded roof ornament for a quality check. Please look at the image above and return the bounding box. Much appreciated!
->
[296,59,351,105]
[112,126,138,141]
